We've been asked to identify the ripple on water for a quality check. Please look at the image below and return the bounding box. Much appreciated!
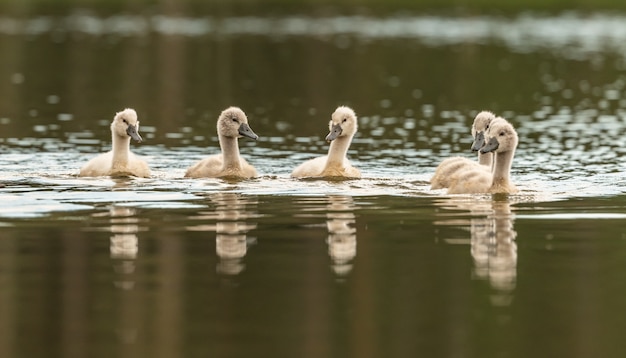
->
[0,194,93,218]
[2,87,626,217]
[1,143,624,206]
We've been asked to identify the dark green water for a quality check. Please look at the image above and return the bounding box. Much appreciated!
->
[2,3,626,358]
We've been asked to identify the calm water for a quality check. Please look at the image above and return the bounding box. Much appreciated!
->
[2,5,626,358]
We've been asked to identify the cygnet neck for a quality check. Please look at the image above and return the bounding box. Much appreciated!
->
[478,152,493,167]
[325,134,353,168]
[111,132,131,167]
[219,134,242,170]
[492,148,515,187]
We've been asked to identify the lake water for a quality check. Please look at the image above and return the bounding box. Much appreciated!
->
[2,5,626,358]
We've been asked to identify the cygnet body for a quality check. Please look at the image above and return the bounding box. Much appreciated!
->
[185,107,258,179]
[431,111,495,189]
[447,118,518,194]
[291,106,361,178]
[79,108,150,178]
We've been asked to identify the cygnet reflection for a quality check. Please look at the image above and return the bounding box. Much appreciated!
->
[434,198,517,305]
[326,195,357,276]
[109,206,140,285]
[107,205,141,345]
[186,192,257,275]
[215,222,250,275]
[214,194,257,275]
[470,201,517,295]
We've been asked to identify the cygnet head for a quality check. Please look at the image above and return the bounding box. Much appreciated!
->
[471,111,496,151]
[112,108,142,142]
[217,107,258,140]
[480,118,518,154]
[326,106,358,142]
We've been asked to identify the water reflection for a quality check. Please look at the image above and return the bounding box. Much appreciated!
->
[435,198,517,305]
[325,195,357,276]
[109,206,139,287]
[187,193,257,275]
[470,202,517,303]
[108,205,140,344]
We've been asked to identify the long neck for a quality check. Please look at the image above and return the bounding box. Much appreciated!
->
[219,135,241,169]
[111,133,130,166]
[478,151,493,167]
[325,135,353,168]
[491,148,515,186]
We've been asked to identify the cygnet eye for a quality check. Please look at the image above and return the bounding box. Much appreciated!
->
[122,119,128,124]
[499,131,505,136]
[342,118,347,123]
[232,117,238,123]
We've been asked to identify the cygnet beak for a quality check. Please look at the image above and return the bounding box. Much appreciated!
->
[480,136,499,153]
[325,123,343,142]
[471,131,485,151]
[126,124,143,142]
[238,123,259,140]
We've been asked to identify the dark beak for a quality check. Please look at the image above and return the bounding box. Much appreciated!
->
[126,124,143,142]
[479,136,499,153]
[471,131,485,151]
[238,123,259,140]
[325,124,342,142]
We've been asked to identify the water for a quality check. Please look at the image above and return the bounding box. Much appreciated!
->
[2,5,626,357]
